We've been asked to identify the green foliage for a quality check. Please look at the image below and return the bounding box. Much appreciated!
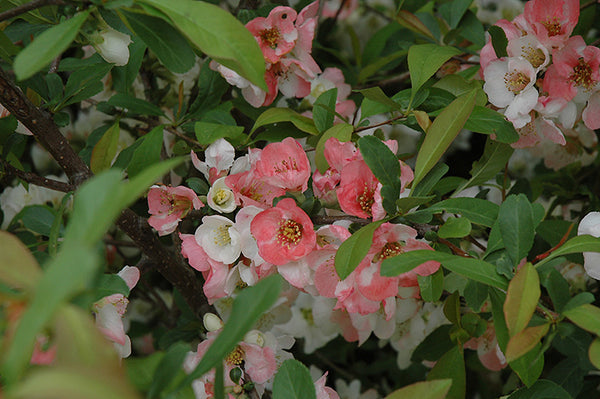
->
[335,220,385,280]
[272,359,317,399]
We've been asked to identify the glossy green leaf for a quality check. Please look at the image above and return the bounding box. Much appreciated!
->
[426,346,465,399]
[438,0,473,29]
[121,10,196,73]
[181,274,282,385]
[536,235,600,267]
[589,338,600,370]
[498,194,535,265]
[272,359,316,399]
[335,221,385,280]
[127,125,164,178]
[139,0,266,90]
[488,25,508,58]
[315,123,353,174]
[92,274,130,303]
[356,87,403,111]
[358,135,401,214]
[313,88,337,133]
[0,230,41,290]
[545,269,571,314]
[464,280,488,312]
[396,196,434,213]
[148,342,190,398]
[464,106,519,143]
[381,250,508,289]
[508,379,572,399]
[125,352,165,391]
[395,10,436,41]
[195,122,244,145]
[562,292,594,313]
[407,44,461,102]
[504,263,540,336]
[510,343,545,387]
[90,121,121,174]
[384,379,452,399]
[413,90,476,187]
[13,10,90,80]
[410,197,499,227]
[506,324,550,363]
[418,269,444,302]
[250,108,318,135]
[564,304,600,336]
[454,138,513,194]
[411,163,449,197]
[16,205,56,236]
[438,217,471,239]
[107,93,165,116]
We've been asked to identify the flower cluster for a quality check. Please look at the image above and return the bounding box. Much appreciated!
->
[480,0,600,153]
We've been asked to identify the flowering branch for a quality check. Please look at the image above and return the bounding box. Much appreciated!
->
[0,158,75,192]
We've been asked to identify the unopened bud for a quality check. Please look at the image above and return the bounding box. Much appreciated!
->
[203,313,223,332]
[94,28,132,66]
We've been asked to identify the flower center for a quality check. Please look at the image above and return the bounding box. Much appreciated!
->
[504,71,530,93]
[259,27,281,49]
[542,17,561,37]
[226,346,245,366]
[301,308,315,326]
[213,224,232,246]
[273,157,299,173]
[357,184,374,215]
[569,58,595,90]
[214,188,231,205]
[277,219,303,247]
[521,45,545,69]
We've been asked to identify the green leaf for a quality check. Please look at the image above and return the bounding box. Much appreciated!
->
[121,10,196,73]
[313,88,337,133]
[13,10,91,80]
[536,235,600,267]
[464,106,519,143]
[358,135,401,214]
[426,346,465,399]
[413,90,477,187]
[0,30,19,61]
[272,359,317,399]
[17,205,56,236]
[544,269,571,314]
[589,338,600,370]
[148,342,190,398]
[498,194,535,265]
[195,122,244,145]
[438,0,473,29]
[356,87,403,111]
[488,25,508,58]
[407,44,461,103]
[381,250,508,289]
[464,280,488,312]
[112,37,147,94]
[90,121,121,174]
[504,263,540,336]
[250,108,318,135]
[384,379,452,399]
[410,197,499,227]
[418,269,444,302]
[506,324,550,363]
[396,196,434,214]
[562,292,594,313]
[315,123,353,174]
[411,163,449,197]
[564,304,600,336]
[335,221,385,280]
[0,230,41,290]
[139,0,266,90]
[181,275,282,385]
[125,352,165,391]
[358,50,408,83]
[454,138,514,193]
[107,93,165,116]
[508,380,573,399]
[395,10,436,41]
[127,125,164,178]
[438,217,471,239]
[92,274,130,302]
[510,343,545,387]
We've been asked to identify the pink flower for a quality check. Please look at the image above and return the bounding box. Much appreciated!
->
[225,169,286,209]
[314,372,341,399]
[464,323,507,371]
[251,198,316,265]
[543,36,600,102]
[523,0,579,49]
[148,185,203,236]
[30,335,56,365]
[246,6,298,64]
[336,160,385,220]
[254,137,311,192]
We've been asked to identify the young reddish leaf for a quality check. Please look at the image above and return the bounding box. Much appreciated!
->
[504,263,540,337]
[505,324,550,363]
[564,304,600,336]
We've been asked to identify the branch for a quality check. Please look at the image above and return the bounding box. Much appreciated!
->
[0,68,213,319]
[0,158,75,192]
[354,114,405,133]
[0,0,65,22]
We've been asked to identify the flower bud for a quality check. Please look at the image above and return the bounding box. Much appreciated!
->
[203,312,223,332]
[94,28,132,66]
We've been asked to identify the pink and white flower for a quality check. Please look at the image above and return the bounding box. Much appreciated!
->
[147,185,203,236]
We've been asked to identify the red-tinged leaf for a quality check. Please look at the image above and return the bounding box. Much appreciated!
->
[505,324,550,363]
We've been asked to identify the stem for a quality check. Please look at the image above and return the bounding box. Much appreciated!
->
[354,114,405,133]
[0,0,64,22]
[1,158,75,192]
[0,68,213,320]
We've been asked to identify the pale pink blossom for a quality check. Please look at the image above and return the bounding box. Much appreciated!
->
[254,137,311,192]
[190,138,236,184]
[225,169,286,209]
[147,185,203,236]
[523,0,579,50]
[246,6,298,64]
[577,212,600,280]
[464,323,508,371]
[315,372,341,399]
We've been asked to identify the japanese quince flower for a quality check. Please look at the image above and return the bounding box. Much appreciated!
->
[246,6,298,64]
[191,138,236,184]
[464,323,507,371]
[254,137,311,192]
[577,212,600,279]
[207,177,236,214]
[523,0,579,50]
[94,266,140,358]
[195,215,242,264]
[251,198,316,265]
[483,57,538,128]
[147,185,203,236]
[93,27,132,66]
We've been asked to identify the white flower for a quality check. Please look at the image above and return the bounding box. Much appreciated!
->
[577,212,600,279]
[207,177,236,213]
[191,138,236,182]
[94,28,132,66]
[195,215,241,264]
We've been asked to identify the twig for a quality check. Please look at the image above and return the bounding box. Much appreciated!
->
[311,214,371,226]
[0,0,64,22]
[581,0,598,11]
[533,223,575,263]
[437,237,471,257]
[354,114,405,133]
[1,158,75,192]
